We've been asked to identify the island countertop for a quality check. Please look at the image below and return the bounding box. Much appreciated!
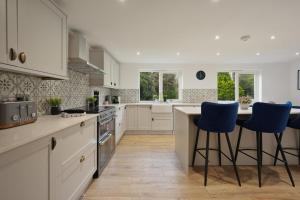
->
[0,114,99,155]
[174,106,300,115]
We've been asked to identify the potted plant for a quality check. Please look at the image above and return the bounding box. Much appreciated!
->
[239,96,252,110]
[47,97,62,115]
[87,96,97,109]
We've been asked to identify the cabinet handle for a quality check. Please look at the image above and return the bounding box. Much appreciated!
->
[114,83,116,86]
[9,48,17,61]
[152,118,154,121]
[80,155,85,163]
[80,121,85,127]
[111,82,112,85]
[51,137,57,150]
[18,52,26,64]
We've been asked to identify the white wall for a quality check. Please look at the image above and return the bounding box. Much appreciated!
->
[120,62,292,103]
[120,64,218,89]
[289,58,300,105]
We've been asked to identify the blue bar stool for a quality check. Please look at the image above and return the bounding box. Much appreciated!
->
[235,102,295,187]
[192,102,241,186]
[274,111,300,166]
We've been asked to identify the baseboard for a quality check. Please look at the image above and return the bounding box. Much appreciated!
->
[125,130,173,135]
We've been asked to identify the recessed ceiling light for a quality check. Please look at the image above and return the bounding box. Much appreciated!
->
[216,52,221,56]
[256,52,261,56]
[119,0,126,2]
[215,35,220,40]
[270,35,276,40]
[176,52,180,56]
[211,0,220,2]
[296,52,300,56]
[136,51,141,56]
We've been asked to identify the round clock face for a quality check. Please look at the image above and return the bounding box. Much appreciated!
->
[196,70,206,80]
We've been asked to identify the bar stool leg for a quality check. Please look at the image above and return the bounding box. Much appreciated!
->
[225,132,241,186]
[235,126,243,162]
[218,133,222,166]
[274,133,295,187]
[273,132,283,166]
[192,128,200,167]
[204,131,210,186]
[298,132,300,165]
[256,131,262,187]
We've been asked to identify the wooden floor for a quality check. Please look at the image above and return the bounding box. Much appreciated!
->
[83,134,300,200]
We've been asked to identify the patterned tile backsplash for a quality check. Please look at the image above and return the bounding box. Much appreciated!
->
[0,69,217,115]
[0,70,110,115]
[182,89,217,103]
[112,89,139,103]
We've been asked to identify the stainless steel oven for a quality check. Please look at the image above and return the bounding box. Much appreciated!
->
[94,107,116,178]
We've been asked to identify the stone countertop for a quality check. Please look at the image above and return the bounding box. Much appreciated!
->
[104,103,202,107]
[0,114,99,155]
[174,106,300,115]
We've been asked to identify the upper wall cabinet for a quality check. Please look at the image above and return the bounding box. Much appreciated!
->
[89,48,120,89]
[0,0,68,79]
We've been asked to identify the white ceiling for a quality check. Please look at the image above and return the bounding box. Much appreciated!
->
[57,0,300,64]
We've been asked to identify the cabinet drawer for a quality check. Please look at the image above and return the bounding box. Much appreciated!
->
[56,118,97,165]
[60,142,96,200]
[152,113,173,131]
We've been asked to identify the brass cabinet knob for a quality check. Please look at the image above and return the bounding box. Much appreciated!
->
[9,48,17,61]
[18,52,26,64]
[80,121,85,127]
[80,155,85,163]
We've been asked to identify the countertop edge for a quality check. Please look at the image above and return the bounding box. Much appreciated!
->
[0,114,99,155]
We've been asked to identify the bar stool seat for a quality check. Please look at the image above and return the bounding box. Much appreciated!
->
[235,102,295,187]
[192,102,241,186]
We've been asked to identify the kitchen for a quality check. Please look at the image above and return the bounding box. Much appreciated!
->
[1,0,300,199]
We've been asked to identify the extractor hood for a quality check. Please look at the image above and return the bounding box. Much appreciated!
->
[68,31,104,74]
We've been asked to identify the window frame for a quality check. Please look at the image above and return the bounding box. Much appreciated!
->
[217,70,261,103]
[139,70,182,102]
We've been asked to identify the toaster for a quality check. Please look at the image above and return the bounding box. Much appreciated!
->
[0,101,37,129]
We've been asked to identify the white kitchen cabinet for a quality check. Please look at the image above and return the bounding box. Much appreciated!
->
[126,106,138,130]
[0,0,67,79]
[0,0,6,64]
[121,106,127,134]
[115,105,126,144]
[152,113,173,131]
[0,136,53,200]
[138,105,152,130]
[90,49,120,88]
[52,118,97,200]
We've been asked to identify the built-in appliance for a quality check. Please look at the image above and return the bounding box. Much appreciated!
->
[0,101,37,129]
[112,96,120,104]
[68,31,104,75]
[66,105,116,178]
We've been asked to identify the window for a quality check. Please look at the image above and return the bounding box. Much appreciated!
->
[218,71,259,102]
[139,71,180,101]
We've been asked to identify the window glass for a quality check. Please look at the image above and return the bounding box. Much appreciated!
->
[163,73,179,100]
[140,72,159,101]
[217,72,235,101]
[239,74,255,99]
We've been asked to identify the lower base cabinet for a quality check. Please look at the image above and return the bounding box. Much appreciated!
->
[0,137,52,200]
[0,117,97,200]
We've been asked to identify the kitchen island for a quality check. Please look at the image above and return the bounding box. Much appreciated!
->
[174,106,300,173]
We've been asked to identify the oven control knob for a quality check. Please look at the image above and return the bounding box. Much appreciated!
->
[31,112,36,118]
[12,114,20,121]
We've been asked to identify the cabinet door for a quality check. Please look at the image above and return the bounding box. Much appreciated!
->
[114,62,120,88]
[138,106,152,130]
[121,106,127,133]
[103,52,111,87]
[7,0,67,78]
[0,137,52,200]
[0,0,6,64]
[126,106,138,130]
[110,59,115,88]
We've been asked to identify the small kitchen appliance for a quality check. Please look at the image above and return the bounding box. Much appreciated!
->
[0,101,37,129]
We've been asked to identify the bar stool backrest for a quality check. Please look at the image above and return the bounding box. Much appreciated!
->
[245,102,292,133]
[195,102,239,133]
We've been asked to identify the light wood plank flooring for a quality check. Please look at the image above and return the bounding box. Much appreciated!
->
[83,134,300,200]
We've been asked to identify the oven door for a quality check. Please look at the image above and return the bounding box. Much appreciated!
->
[98,132,113,175]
